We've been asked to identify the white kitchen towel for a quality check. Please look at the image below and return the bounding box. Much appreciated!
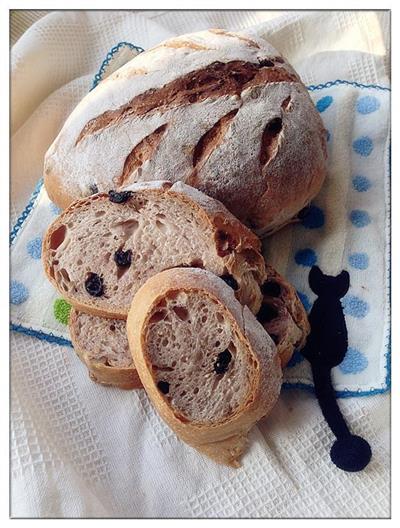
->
[10,11,391,519]
[10,40,391,397]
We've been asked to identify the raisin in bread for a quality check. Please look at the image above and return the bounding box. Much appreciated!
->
[127,268,282,467]
[69,308,142,390]
[258,265,310,367]
[42,181,266,318]
[44,29,327,236]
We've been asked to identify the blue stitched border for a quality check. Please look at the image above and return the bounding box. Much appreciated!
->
[10,323,73,348]
[10,178,43,246]
[91,41,144,91]
[384,139,392,392]
[306,79,390,92]
[10,40,391,398]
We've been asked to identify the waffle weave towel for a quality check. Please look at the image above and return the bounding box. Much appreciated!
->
[10,10,390,518]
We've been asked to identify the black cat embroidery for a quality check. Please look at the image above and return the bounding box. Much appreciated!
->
[301,266,372,472]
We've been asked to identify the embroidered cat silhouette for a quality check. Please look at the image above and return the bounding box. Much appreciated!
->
[301,266,372,472]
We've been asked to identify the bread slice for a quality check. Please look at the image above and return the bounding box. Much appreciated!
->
[42,181,266,319]
[258,265,310,367]
[68,263,307,389]
[69,308,142,390]
[127,267,282,467]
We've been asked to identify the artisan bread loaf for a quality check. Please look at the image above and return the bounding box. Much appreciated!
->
[44,29,327,236]
[69,308,142,390]
[127,268,282,467]
[42,181,266,318]
[258,265,310,367]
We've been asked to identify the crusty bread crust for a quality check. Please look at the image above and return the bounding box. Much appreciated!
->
[69,308,142,390]
[42,182,266,318]
[127,268,282,467]
[43,29,327,236]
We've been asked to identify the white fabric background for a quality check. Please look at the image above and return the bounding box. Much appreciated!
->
[10,10,390,518]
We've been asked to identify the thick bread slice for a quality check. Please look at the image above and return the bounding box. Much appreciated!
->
[69,309,142,390]
[127,268,282,467]
[258,264,310,367]
[42,181,266,318]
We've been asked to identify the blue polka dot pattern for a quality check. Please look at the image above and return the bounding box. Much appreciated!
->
[350,209,371,228]
[300,205,325,229]
[50,202,62,215]
[10,280,29,305]
[27,237,42,259]
[286,349,305,368]
[339,347,368,374]
[296,291,312,312]
[348,253,369,270]
[356,96,380,115]
[352,136,373,157]
[342,295,369,319]
[316,95,333,113]
[352,175,372,192]
[295,248,317,267]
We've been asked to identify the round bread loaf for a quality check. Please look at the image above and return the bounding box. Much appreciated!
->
[44,29,327,236]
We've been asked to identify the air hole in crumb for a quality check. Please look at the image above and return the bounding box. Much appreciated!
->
[193,387,199,394]
[95,210,106,217]
[110,218,139,239]
[49,224,67,250]
[190,258,204,268]
[110,324,116,331]
[76,259,82,266]
[215,341,221,347]
[149,310,167,324]
[155,220,168,233]
[216,313,224,323]
[59,268,70,283]
[173,306,189,321]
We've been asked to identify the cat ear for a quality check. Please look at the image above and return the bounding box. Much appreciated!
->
[335,270,350,298]
[308,265,324,295]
